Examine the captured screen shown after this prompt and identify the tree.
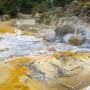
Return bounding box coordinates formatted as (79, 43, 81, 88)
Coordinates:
(52, 0, 73, 7)
(0, 0, 76, 17)
(0, 0, 19, 17)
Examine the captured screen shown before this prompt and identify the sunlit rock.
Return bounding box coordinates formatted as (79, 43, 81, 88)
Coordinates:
(43, 31, 56, 42)
(35, 13, 41, 23)
(0, 24, 15, 33)
(54, 25, 75, 42)
(55, 25, 75, 36)
(0, 52, 90, 90)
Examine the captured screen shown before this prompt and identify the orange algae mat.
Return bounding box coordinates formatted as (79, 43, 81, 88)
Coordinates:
(0, 57, 44, 90)
(0, 52, 90, 90)
(0, 21, 15, 33)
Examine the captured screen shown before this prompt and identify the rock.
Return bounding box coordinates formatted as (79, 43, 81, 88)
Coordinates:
(55, 25, 75, 36)
(68, 36, 84, 46)
(17, 13, 32, 19)
(54, 25, 75, 42)
(1, 14, 10, 21)
(63, 33, 85, 46)
(63, 33, 75, 43)
(83, 16, 90, 22)
(34, 13, 41, 23)
(43, 31, 56, 42)
(47, 47, 56, 52)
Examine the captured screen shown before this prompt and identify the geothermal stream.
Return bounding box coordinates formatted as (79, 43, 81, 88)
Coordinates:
(0, 18, 90, 90)
(0, 19, 90, 60)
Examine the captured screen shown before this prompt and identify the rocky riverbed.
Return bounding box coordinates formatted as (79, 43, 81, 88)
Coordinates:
(0, 18, 90, 90)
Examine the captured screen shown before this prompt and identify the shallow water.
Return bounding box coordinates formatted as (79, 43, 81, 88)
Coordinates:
(0, 33, 90, 60)
(0, 19, 90, 60)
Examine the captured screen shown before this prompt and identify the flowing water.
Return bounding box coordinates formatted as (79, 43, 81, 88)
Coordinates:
(0, 19, 90, 60)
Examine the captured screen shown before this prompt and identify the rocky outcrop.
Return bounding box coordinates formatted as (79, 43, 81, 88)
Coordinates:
(55, 25, 75, 36)
(0, 52, 90, 90)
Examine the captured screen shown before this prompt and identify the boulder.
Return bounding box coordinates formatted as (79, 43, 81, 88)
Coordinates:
(68, 36, 84, 46)
(43, 31, 56, 42)
(34, 13, 41, 23)
(63, 33, 74, 43)
(54, 25, 75, 42)
(55, 25, 75, 36)
(1, 14, 10, 21)
(63, 33, 85, 46)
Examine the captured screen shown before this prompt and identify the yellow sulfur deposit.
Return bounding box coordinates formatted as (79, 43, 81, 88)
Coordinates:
(0, 23, 15, 33)
(0, 57, 44, 90)
(0, 52, 90, 90)
(22, 31, 34, 36)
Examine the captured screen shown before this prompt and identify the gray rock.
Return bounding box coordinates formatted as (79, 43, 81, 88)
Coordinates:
(54, 25, 75, 42)
(43, 31, 56, 42)
(55, 25, 75, 36)
(34, 13, 41, 23)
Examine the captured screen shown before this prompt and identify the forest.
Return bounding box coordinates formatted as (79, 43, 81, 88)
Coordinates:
(0, 0, 88, 17)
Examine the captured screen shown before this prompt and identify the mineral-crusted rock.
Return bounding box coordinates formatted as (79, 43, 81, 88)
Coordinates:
(63, 33, 85, 46)
(55, 25, 75, 42)
(43, 31, 56, 42)
(0, 52, 90, 90)
(55, 25, 75, 36)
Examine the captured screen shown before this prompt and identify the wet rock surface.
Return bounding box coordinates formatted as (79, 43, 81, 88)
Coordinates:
(0, 52, 90, 90)
(0, 19, 90, 60)
(0, 18, 90, 90)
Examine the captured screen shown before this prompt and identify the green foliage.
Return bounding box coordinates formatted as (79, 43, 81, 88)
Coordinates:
(53, 0, 73, 7)
(0, 0, 19, 17)
(0, 0, 76, 17)
(32, 1, 50, 14)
